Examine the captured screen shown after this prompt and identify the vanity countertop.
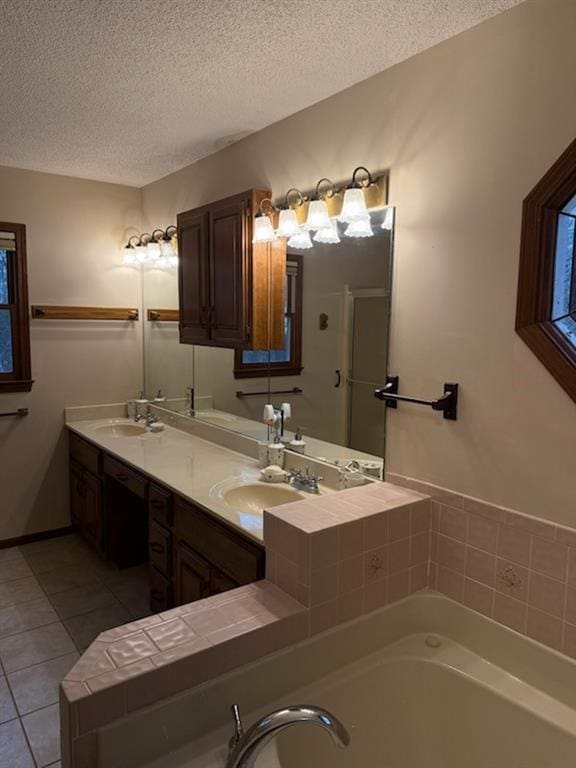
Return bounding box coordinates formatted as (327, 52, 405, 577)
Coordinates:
(66, 417, 268, 542)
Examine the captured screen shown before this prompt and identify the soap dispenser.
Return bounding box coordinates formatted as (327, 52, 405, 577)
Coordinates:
(289, 427, 306, 455)
(135, 391, 149, 420)
(268, 436, 285, 467)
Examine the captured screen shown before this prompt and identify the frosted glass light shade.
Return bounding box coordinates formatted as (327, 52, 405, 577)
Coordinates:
(253, 215, 276, 243)
(160, 238, 177, 258)
(146, 240, 161, 260)
(381, 206, 394, 231)
(344, 217, 373, 238)
(287, 228, 313, 250)
(313, 219, 340, 244)
(133, 242, 147, 263)
(339, 187, 368, 223)
(305, 199, 331, 230)
(122, 247, 140, 265)
(277, 208, 300, 238)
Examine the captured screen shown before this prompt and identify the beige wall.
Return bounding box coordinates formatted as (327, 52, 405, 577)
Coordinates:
(0, 166, 141, 539)
(142, 0, 576, 526)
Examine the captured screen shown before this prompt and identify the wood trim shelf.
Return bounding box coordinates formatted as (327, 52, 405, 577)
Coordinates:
(147, 308, 179, 322)
(31, 305, 139, 321)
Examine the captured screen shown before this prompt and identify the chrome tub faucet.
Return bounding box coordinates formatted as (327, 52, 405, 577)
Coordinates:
(226, 703, 350, 768)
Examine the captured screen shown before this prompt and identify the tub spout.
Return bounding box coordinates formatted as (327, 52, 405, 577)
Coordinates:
(226, 703, 350, 768)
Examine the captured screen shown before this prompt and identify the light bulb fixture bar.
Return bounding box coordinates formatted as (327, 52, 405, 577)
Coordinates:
(252, 168, 390, 249)
(122, 225, 178, 268)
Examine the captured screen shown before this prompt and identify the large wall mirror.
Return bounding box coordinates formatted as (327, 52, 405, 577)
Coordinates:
(142, 208, 394, 478)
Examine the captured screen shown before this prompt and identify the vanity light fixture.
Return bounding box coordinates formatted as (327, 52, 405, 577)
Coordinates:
(122, 227, 178, 268)
(313, 219, 340, 245)
(339, 166, 374, 223)
(252, 199, 277, 244)
(304, 178, 335, 231)
(276, 189, 306, 238)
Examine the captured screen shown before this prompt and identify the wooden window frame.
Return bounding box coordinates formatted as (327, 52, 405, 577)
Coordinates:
(516, 138, 576, 404)
(0, 222, 33, 392)
(234, 253, 303, 379)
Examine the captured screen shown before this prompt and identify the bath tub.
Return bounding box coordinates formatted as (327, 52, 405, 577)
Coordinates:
(97, 594, 576, 768)
(275, 633, 576, 768)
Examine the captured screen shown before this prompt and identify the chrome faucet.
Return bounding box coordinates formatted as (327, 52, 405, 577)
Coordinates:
(226, 704, 350, 768)
(145, 413, 158, 426)
(284, 466, 324, 494)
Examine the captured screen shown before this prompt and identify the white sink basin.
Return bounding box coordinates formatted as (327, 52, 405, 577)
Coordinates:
(223, 483, 304, 514)
(93, 422, 147, 438)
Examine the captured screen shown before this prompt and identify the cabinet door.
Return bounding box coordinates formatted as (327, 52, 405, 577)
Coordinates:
(70, 462, 103, 553)
(149, 519, 171, 578)
(178, 210, 210, 344)
(82, 471, 103, 553)
(150, 566, 172, 614)
(70, 461, 84, 530)
(208, 195, 250, 347)
(210, 565, 238, 597)
(174, 540, 211, 606)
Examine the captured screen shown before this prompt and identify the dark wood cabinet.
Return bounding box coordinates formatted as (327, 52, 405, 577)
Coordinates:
(174, 541, 213, 605)
(69, 432, 265, 615)
(178, 210, 210, 345)
(69, 444, 103, 555)
(177, 189, 286, 350)
(150, 565, 172, 614)
(173, 496, 265, 599)
(149, 519, 171, 578)
(174, 540, 241, 606)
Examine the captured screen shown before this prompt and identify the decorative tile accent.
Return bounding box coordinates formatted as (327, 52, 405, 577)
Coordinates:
(496, 560, 528, 601)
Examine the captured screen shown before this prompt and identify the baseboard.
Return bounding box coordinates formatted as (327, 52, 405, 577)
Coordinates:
(0, 525, 74, 550)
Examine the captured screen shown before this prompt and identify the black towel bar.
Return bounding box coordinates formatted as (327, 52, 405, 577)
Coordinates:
(375, 376, 458, 421)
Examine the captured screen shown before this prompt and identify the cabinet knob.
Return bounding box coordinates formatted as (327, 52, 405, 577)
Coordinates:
(116, 473, 128, 482)
(150, 542, 164, 554)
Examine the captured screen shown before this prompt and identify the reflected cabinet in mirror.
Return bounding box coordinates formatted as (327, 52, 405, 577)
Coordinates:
(143, 205, 394, 477)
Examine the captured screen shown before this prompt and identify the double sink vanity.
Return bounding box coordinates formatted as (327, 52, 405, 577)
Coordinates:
(67, 183, 393, 618)
(67, 409, 341, 615)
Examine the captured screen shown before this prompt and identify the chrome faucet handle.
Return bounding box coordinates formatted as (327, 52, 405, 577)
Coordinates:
(229, 704, 244, 752)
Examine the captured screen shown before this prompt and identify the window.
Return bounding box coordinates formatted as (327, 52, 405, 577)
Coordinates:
(551, 193, 576, 345)
(0, 222, 32, 392)
(234, 253, 303, 378)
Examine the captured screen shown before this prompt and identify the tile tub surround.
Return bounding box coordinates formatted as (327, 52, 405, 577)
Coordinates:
(263, 482, 432, 628)
(59, 482, 428, 767)
(387, 471, 576, 658)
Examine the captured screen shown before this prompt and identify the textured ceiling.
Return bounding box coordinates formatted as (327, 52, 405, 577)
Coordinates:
(0, 0, 523, 187)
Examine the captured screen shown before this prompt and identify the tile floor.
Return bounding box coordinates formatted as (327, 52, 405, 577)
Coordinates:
(0, 534, 151, 768)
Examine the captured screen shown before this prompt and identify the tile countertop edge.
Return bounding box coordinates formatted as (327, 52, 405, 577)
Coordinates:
(66, 419, 267, 544)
